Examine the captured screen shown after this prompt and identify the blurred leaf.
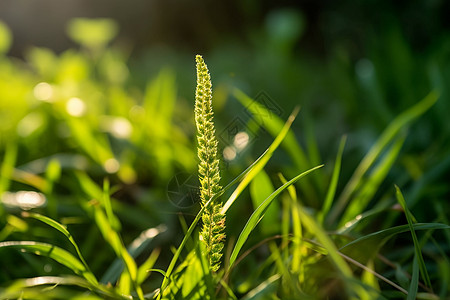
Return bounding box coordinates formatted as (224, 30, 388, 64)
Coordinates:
(329, 90, 439, 224)
(0, 21, 12, 54)
(242, 274, 280, 300)
(340, 134, 405, 226)
(67, 18, 118, 49)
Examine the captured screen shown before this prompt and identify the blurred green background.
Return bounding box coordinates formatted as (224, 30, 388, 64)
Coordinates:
(1, 0, 450, 296)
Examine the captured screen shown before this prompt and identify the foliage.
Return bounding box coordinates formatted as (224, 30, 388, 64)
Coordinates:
(1, 15, 450, 300)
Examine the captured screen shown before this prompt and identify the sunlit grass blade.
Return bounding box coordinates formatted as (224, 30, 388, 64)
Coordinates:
(241, 274, 281, 300)
(101, 225, 166, 284)
(228, 164, 323, 271)
(278, 173, 302, 273)
(92, 204, 144, 299)
(395, 185, 432, 289)
(233, 88, 317, 201)
(0, 275, 128, 300)
(137, 248, 161, 285)
(21, 212, 94, 282)
(0, 142, 17, 203)
(221, 106, 300, 214)
(319, 135, 346, 225)
(0, 241, 97, 285)
(340, 134, 405, 226)
(249, 169, 278, 235)
(328, 90, 439, 224)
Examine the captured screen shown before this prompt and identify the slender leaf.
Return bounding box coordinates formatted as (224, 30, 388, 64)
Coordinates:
(228, 164, 323, 270)
(0, 241, 97, 285)
(21, 212, 94, 283)
(329, 90, 439, 224)
(340, 134, 405, 226)
(408, 254, 419, 300)
(221, 106, 300, 214)
(395, 185, 432, 288)
(319, 135, 346, 224)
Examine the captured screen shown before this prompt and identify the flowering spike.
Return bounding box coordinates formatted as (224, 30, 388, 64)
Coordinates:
(195, 55, 225, 272)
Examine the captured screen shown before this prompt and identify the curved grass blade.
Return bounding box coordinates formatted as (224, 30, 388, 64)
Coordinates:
(328, 90, 439, 224)
(221, 106, 300, 214)
(340, 134, 405, 226)
(102, 225, 166, 284)
(233, 89, 318, 201)
(395, 185, 432, 289)
(0, 241, 98, 285)
(228, 164, 323, 271)
(21, 212, 94, 282)
(0, 275, 128, 300)
(340, 223, 450, 264)
(319, 135, 346, 225)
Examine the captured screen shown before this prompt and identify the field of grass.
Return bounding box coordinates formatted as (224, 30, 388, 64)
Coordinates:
(1, 16, 450, 299)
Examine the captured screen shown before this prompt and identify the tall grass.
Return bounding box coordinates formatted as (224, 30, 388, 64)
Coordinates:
(0, 19, 450, 299)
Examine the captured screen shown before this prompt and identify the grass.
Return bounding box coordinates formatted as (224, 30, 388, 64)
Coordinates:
(1, 18, 450, 299)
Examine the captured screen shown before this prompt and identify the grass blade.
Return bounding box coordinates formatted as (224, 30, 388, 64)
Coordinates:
(221, 106, 300, 214)
(319, 135, 346, 224)
(0, 241, 97, 285)
(395, 185, 432, 289)
(328, 90, 439, 224)
(340, 134, 405, 226)
(228, 164, 323, 271)
(233, 89, 317, 201)
(21, 212, 94, 283)
(249, 169, 278, 235)
(0, 275, 128, 300)
(408, 254, 419, 300)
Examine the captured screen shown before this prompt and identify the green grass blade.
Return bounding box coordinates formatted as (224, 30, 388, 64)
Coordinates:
(136, 248, 161, 285)
(329, 90, 439, 224)
(295, 207, 353, 278)
(278, 173, 302, 273)
(395, 185, 432, 289)
(21, 212, 94, 282)
(407, 254, 419, 300)
(0, 241, 97, 285)
(101, 225, 166, 284)
(0, 275, 128, 300)
(340, 134, 405, 226)
(340, 223, 450, 266)
(221, 106, 300, 214)
(0, 142, 17, 198)
(233, 89, 317, 201)
(249, 169, 278, 235)
(319, 135, 346, 225)
(92, 204, 144, 299)
(158, 193, 217, 298)
(228, 164, 323, 271)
